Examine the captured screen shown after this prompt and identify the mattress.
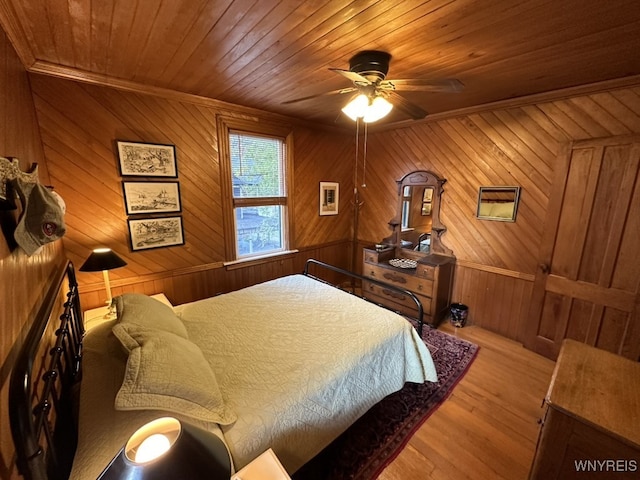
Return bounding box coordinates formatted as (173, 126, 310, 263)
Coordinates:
(70, 274, 436, 478)
(174, 274, 436, 472)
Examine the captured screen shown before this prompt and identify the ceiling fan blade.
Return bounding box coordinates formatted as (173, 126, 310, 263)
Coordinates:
(387, 91, 428, 120)
(380, 78, 464, 92)
(282, 86, 357, 104)
(328, 68, 372, 85)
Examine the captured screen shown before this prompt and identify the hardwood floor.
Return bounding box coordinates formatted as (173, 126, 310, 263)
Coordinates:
(379, 323, 556, 480)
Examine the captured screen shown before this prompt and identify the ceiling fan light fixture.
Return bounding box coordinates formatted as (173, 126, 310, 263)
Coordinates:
(341, 94, 369, 120)
(363, 96, 392, 123)
(342, 94, 392, 123)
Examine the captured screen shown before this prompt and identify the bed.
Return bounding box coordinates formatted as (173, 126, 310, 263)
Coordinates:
(10, 259, 437, 480)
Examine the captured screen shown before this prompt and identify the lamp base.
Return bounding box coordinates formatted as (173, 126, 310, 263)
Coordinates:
(103, 299, 116, 319)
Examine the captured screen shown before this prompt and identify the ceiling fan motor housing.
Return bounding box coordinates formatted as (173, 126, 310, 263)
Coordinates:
(349, 51, 391, 83)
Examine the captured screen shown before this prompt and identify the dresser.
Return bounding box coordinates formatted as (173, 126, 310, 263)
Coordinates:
(529, 339, 640, 479)
(362, 246, 455, 327)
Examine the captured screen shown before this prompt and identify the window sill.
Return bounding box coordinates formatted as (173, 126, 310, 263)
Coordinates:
(223, 249, 299, 270)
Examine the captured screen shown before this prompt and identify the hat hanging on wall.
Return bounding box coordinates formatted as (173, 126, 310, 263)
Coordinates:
(0, 157, 39, 208)
(11, 177, 66, 256)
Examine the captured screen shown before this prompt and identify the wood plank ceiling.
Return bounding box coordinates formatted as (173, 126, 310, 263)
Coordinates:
(1, 0, 640, 127)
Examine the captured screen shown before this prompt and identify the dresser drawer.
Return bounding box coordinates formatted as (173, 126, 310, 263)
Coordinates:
(363, 281, 432, 316)
(416, 263, 435, 280)
(363, 264, 434, 296)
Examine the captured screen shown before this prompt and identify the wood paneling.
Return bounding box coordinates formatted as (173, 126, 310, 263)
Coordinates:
(28, 74, 355, 308)
(1, 0, 640, 126)
(0, 29, 62, 480)
(80, 241, 352, 310)
(360, 85, 640, 342)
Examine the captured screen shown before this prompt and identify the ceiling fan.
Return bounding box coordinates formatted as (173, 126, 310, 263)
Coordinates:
(283, 50, 464, 121)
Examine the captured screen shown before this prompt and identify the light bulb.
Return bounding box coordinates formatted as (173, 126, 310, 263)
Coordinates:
(134, 433, 171, 463)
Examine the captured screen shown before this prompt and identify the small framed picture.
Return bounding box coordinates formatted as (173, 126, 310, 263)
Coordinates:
(117, 141, 178, 177)
(421, 203, 432, 216)
(123, 181, 181, 215)
(128, 216, 185, 251)
(319, 182, 339, 216)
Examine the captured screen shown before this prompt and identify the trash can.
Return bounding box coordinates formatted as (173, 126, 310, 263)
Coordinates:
(449, 303, 468, 328)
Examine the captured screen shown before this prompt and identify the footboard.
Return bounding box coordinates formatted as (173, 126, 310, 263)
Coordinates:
(9, 261, 84, 480)
(303, 258, 425, 336)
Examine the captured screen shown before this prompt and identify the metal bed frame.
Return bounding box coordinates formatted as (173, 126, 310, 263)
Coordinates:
(303, 258, 425, 336)
(9, 261, 84, 480)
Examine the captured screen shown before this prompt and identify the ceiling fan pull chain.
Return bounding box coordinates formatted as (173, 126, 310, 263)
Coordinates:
(354, 118, 360, 192)
(362, 122, 367, 188)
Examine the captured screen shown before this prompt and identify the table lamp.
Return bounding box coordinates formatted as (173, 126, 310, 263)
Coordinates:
(98, 417, 231, 479)
(79, 247, 127, 317)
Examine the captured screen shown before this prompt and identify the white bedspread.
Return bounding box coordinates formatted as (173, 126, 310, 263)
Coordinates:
(69, 274, 436, 478)
(174, 274, 437, 473)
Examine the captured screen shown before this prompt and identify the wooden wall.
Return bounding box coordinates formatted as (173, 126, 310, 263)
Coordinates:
(0, 30, 65, 480)
(28, 75, 355, 309)
(359, 86, 640, 342)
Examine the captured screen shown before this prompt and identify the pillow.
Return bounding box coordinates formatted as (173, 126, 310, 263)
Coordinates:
(112, 324, 237, 425)
(114, 293, 189, 339)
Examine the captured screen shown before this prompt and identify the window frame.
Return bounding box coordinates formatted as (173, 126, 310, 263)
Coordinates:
(217, 115, 295, 261)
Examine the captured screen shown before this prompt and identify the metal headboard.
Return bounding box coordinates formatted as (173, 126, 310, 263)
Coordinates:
(9, 261, 84, 480)
(303, 258, 425, 336)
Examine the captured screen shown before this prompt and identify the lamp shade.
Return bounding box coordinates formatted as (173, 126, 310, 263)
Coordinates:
(79, 248, 127, 272)
(341, 94, 393, 123)
(363, 96, 393, 123)
(341, 94, 369, 121)
(98, 417, 232, 479)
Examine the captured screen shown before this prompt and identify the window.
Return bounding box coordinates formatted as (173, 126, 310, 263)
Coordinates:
(218, 117, 293, 260)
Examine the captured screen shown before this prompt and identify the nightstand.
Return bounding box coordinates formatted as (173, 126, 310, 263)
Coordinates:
(231, 449, 291, 480)
(83, 293, 172, 332)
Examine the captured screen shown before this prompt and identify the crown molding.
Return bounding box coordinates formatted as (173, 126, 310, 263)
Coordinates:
(27, 60, 347, 134)
(374, 74, 640, 132)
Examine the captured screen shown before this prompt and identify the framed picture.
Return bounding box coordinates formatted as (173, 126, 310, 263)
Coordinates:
(421, 203, 432, 216)
(123, 181, 181, 215)
(117, 141, 178, 177)
(319, 182, 339, 216)
(128, 216, 185, 251)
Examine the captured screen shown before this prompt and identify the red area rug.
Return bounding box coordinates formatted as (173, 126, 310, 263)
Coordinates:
(294, 325, 479, 479)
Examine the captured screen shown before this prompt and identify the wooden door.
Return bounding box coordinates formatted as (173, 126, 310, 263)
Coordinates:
(525, 135, 640, 360)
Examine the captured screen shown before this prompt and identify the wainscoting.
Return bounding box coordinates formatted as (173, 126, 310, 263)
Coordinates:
(452, 261, 534, 343)
(79, 241, 352, 310)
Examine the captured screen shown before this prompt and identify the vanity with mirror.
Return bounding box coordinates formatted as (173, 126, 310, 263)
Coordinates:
(362, 170, 455, 327)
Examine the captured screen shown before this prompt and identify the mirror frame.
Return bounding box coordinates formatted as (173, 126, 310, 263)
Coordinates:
(476, 186, 521, 222)
(384, 170, 453, 257)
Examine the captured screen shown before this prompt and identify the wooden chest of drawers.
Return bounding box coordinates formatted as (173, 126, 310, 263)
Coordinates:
(529, 340, 640, 479)
(362, 247, 455, 327)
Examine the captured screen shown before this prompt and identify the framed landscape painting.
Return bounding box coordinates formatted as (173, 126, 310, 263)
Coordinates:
(128, 216, 185, 251)
(123, 181, 181, 215)
(117, 141, 178, 177)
